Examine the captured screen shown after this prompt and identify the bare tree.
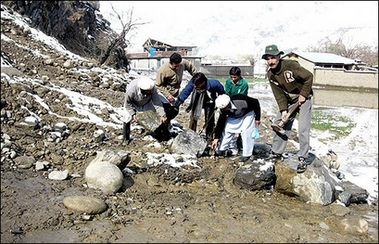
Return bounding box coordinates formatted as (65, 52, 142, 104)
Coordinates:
(100, 4, 149, 68)
(305, 33, 378, 66)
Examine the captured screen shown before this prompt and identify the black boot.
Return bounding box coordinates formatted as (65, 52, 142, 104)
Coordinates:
(123, 122, 130, 142)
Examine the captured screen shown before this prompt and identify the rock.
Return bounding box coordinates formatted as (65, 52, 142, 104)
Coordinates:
(252, 143, 272, 158)
(336, 190, 352, 206)
(48, 169, 69, 180)
(35, 160, 50, 171)
(325, 215, 369, 235)
(274, 156, 339, 205)
(63, 195, 107, 214)
(268, 153, 369, 206)
(85, 161, 124, 194)
(136, 110, 161, 132)
(342, 181, 369, 203)
(91, 150, 130, 169)
(14, 155, 36, 169)
(329, 203, 351, 217)
(53, 122, 68, 133)
(230, 148, 371, 206)
(15, 116, 40, 130)
(93, 129, 107, 142)
(233, 161, 276, 190)
(340, 216, 369, 234)
(170, 129, 207, 157)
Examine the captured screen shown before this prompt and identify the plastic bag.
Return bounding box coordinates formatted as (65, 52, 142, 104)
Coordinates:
(252, 127, 260, 139)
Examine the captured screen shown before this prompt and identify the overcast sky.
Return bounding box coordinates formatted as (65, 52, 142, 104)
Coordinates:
(100, 1, 378, 58)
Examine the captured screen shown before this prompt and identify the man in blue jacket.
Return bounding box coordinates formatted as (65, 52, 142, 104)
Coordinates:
(174, 72, 225, 145)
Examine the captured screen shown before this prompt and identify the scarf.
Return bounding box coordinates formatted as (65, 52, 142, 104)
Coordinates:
(189, 82, 208, 121)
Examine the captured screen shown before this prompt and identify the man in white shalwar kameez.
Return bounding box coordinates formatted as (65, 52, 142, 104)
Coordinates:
(211, 94, 261, 162)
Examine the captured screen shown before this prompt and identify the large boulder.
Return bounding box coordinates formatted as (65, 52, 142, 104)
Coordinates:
(234, 152, 369, 206)
(233, 161, 276, 190)
(85, 161, 124, 194)
(275, 156, 338, 205)
(170, 129, 207, 157)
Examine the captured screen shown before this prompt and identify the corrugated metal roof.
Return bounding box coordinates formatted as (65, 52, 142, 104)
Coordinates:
(285, 51, 356, 64)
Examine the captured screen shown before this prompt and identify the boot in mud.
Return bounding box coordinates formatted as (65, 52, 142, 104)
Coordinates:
(123, 122, 130, 142)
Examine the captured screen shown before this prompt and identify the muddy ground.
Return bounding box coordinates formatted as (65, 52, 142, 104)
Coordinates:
(1, 107, 378, 243)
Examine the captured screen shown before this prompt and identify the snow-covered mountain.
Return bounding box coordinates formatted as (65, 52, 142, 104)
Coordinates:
(99, 1, 378, 59)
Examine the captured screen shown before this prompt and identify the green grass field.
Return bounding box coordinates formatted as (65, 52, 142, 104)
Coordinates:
(311, 110, 356, 139)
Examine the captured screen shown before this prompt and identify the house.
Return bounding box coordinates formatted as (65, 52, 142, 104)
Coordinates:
(283, 51, 378, 90)
(141, 37, 197, 57)
(126, 38, 202, 71)
(284, 51, 356, 71)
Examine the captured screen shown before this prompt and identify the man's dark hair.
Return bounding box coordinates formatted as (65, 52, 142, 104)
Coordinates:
(229, 66, 241, 76)
(192, 72, 207, 86)
(170, 53, 182, 64)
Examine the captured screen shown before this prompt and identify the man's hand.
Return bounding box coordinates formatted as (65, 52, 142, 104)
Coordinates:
(298, 95, 306, 105)
(160, 115, 167, 123)
(167, 94, 175, 102)
(211, 139, 219, 150)
(132, 114, 137, 123)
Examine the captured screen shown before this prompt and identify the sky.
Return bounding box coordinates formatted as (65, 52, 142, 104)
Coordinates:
(1, 2, 378, 201)
(99, 1, 378, 58)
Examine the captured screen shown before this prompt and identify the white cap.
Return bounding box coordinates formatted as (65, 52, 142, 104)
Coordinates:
(215, 94, 231, 109)
(137, 77, 155, 90)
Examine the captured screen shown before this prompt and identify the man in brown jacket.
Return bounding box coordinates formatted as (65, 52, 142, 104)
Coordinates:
(262, 44, 314, 173)
(155, 52, 198, 124)
(155, 52, 198, 104)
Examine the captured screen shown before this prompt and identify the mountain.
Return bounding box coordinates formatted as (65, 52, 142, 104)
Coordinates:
(99, 1, 378, 59)
(1, 1, 131, 71)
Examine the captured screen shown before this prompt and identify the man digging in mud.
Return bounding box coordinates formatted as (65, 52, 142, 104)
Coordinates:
(262, 44, 314, 173)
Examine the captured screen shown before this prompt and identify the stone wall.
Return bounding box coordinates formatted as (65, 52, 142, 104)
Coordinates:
(314, 68, 378, 89)
(200, 65, 254, 77)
